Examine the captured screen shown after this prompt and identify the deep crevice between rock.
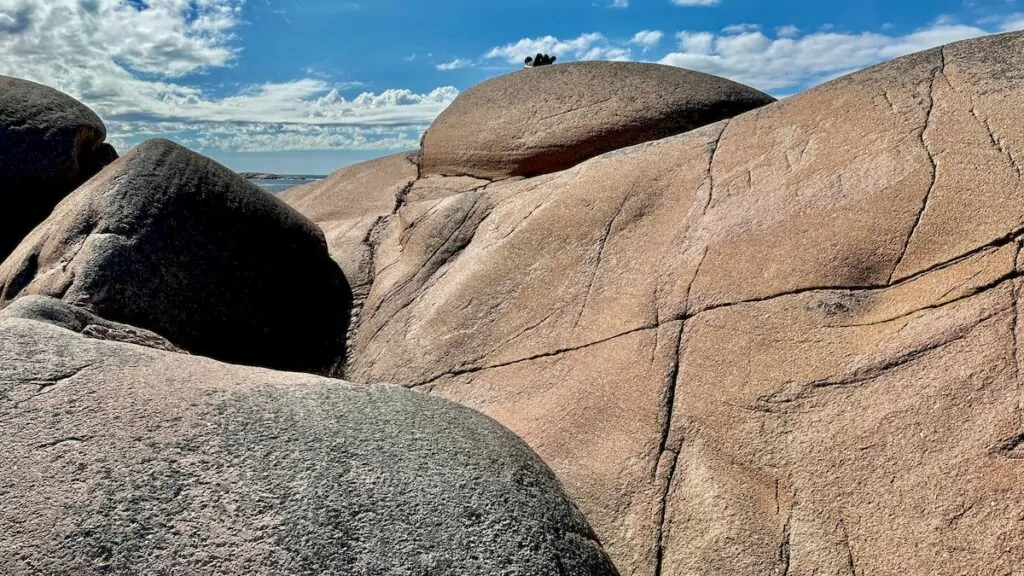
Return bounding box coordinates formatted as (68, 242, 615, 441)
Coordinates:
(651, 319, 686, 576)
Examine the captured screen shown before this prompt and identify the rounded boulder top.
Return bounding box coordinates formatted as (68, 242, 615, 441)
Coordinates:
(0, 317, 620, 576)
(0, 75, 106, 183)
(0, 138, 352, 375)
(0, 75, 116, 260)
(420, 60, 775, 180)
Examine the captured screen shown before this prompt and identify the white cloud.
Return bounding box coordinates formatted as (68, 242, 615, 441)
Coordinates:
(722, 23, 760, 34)
(107, 120, 423, 153)
(609, 0, 629, 7)
(631, 30, 665, 50)
(6, 0, 1021, 157)
(485, 33, 632, 63)
(0, 0, 457, 153)
(1000, 13, 1024, 31)
(484, 15, 1021, 97)
(776, 25, 800, 38)
(436, 58, 473, 71)
(660, 19, 1006, 92)
(676, 31, 715, 54)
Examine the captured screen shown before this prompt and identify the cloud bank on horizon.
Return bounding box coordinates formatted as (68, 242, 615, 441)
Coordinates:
(0, 0, 1020, 172)
(483, 16, 1024, 92)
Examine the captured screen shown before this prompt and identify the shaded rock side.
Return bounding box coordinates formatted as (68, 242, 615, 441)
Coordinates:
(346, 32, 1024, 575)
(0, 138, 351, 375)
(420, 61, 775, 180)
(279, 151, 419, 291)
(280, 152, 493, 351)
(0, 316, 619, 576)
(0, 295, 181, 352)
(0, 75, 118, 261)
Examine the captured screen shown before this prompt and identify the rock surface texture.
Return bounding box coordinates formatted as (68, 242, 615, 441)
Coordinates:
(0, 76, 117, 261)
(279, 152, 496, 342)
(279, 152, 417, 331)
(0, 295, 182, 352)
(0, 317, 619, 576)
(420, 61, 775, 180)
(0, 139, 351, 375)
(335, 33, 1024, 575)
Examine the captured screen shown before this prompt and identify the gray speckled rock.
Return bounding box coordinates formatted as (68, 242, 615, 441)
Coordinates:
(420, 61, 775, 180)
(0, 75, 117, 261)
(0, 317, 619, 576)
(0, 295, 181, 352)
(0, 138, 351, 375)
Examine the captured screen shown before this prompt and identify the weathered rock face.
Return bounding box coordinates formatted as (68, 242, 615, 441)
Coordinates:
(0, 139, 351, 375)
(0, 76, 117, 261)
(420, 61, 775, 181)
(280, 152, 418, 293)
(0, 317, 619, 576)
(345, 32, 1024, 575)
(279, 152, 496, 342)
(0, 295, 181, 353)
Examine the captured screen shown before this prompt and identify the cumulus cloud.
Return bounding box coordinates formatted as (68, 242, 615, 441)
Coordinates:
(670, 0, 721, 6)
(0, 0, 457, 153)
(776, 25, 800, 38)
(631, 30, 665, 50)
(484, 15, 1022, 96)
(676, 31, 715, 54)
(485, 33, 632, 63)
(659, 19, 1005, 91)
(722, 23, 760, 34)
(106, 120, 423, 153)
(1, 0, 243, 77)
(608, 0, 629, 7)
(436, 58, 473, 71)
(1000, 13, 1024, 31)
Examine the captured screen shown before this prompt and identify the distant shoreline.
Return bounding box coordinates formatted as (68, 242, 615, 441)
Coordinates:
(239, 172, 325, 181)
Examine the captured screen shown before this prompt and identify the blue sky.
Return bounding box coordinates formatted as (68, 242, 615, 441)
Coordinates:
(0, 0, 1021, 174)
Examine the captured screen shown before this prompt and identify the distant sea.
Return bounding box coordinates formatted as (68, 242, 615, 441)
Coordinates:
(245, 175, 325, 194)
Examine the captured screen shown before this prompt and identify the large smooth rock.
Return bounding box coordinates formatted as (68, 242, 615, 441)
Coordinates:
(420, 61, 775, 180)
(0, 76, 117, 261)
(347, 32, 1024, 575)
(280, 152, 493, 344)
(0, 139, 351, 375)
(0, 316, 619, 575)
(280, 152, 418, 292)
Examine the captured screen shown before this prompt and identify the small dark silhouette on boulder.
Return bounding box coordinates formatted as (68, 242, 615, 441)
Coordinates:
(525, 53, 556, 68)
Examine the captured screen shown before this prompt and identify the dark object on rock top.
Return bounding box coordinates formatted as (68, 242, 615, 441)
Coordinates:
(526, 53, 556, 68)
(0, 138, 352, 375)
(0, 75, 118, 262)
